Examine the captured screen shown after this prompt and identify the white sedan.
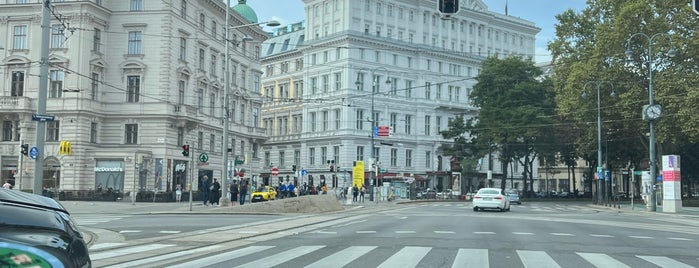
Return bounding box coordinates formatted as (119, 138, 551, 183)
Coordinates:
(472, 188, 511, 212)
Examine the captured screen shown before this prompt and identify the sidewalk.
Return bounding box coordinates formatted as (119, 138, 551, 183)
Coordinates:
(589, 201, 699, 218)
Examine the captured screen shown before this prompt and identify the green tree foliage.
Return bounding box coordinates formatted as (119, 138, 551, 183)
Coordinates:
(549, 0, 699, 185)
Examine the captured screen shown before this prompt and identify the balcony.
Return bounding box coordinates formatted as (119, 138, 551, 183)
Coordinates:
(0, 96, 33, 112)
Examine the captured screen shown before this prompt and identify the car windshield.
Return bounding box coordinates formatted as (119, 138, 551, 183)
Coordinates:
(478, 189, 500, 195)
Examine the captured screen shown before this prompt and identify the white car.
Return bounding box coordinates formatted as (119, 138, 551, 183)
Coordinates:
(472, 188, 511, 212)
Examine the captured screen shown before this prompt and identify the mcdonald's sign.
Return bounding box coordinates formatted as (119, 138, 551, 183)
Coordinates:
(59, 141, 72, 155)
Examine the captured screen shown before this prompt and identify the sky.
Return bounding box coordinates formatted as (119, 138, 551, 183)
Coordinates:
(244, 0, 588, 63)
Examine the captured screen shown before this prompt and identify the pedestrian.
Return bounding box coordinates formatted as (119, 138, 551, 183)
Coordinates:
(201, 175, 211, 206)
(352, 184, 359, 202)
(210, 178, 221, 206)
(279, 182, 287, 199)
(360, 185, 366, 202)
(229, 180, 239, 204)
(239, 178, 249, 205)
(175, 184, 182, 203)
(2, 180, 12, 189)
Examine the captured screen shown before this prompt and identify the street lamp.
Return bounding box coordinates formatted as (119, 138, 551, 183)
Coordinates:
(625, 32, 676, 212)
(222, 0, 280, 204)
(354, 67, 391, 202)
(583, 81, 615, 206)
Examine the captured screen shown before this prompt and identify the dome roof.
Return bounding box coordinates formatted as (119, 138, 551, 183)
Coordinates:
(233, 0, 258, 23)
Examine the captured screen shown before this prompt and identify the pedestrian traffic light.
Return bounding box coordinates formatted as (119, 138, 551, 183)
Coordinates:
(330, 165, 334, 172)
(439, 0, 459, 14)
(20, 144, 29, 156)
(182, 144, 189, 156)
(292, 164, 297, 172)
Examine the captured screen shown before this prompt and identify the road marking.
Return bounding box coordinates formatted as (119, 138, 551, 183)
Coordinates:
(235, 245, 325, 268)
(378, 246, 431, 268)
(590, 234, 614, 238)
(629, 236, 653, 239)
(395, 231, 416, 234)
(89, 243, 127, 250)
(474, 231, 496, 235)
(577, 252, 630, 268)
(306, 246, 376, 268)
(313, 231, 337, 234)
(356, 231, 377, 234)
(239, 230, 259, 234)
(118, 230, 141, 233)
(435, 231, 456, 234)
(168, 246, 274, 268)
(513, 232, 535, 235)
(90, 244, 174, 260)
(517, 250, 561, 268)
(453, 249, 489, 268)
(550, 233, 574, 236)
(158, 231, 181, 234)
(637, 255, 694, 268)
(102, 245, 223, 268)
(667, 237, 692, 241)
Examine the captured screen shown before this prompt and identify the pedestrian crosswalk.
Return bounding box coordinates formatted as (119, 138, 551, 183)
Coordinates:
(73, 215, 129, 226)
(93, 243, 699, 268)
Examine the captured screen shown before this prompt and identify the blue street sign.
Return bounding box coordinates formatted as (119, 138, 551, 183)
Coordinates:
(373, 126, 378, 137)
(31, 114, 55, 122)
(29, 147, 39, 159)
(301, 169, 307, 176)
(605, 171, 610, 181)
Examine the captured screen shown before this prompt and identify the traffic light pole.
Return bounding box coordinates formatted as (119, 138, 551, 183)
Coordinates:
(33, 0, 51, 195)
(18, 140, 25, 191)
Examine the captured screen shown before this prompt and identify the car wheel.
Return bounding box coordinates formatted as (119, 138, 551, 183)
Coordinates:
(473, 207, 478, 212)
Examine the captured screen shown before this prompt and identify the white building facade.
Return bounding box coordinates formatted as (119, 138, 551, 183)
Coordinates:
(261, 0, 540, 196)
(0, 0, 269, 197)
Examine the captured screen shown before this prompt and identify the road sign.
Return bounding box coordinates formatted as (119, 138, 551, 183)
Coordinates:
(301, 169, 307, 176)
(29, 147, 39, 159)
(31, 114, 55, 122)
(198, 153, 209, 163)
(373, 126, 378, 137)
(271, 166, 279, 176)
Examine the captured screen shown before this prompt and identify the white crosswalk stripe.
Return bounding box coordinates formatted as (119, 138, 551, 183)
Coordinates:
(73, 215, 128, 225)
(92, 244, 698, 268)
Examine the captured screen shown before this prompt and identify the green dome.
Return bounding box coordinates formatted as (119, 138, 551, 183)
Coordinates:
(233, 0, 258, 23)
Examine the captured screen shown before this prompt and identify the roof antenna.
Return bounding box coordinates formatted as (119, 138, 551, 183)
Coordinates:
(505, 0, 509, 16)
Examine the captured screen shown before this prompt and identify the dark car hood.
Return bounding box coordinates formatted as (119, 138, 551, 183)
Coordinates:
(0, 189, 67, 213)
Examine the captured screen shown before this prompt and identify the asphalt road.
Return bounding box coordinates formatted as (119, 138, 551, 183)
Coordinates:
(87, 202, 699, 267)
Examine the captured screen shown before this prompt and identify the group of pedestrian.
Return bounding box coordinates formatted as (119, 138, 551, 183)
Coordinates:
(228, 178, 249, 205)
(351, 184, 367, 203)
(276, 182, 296, 199)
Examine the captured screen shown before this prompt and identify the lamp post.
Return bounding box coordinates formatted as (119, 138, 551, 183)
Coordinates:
(355, 67, 391, 202)
(583, 81, 615, 206)
(222, 0, 279, 204)
(625, 32, 676, 212)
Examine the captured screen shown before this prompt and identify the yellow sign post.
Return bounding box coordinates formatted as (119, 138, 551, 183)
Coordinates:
(352, 161, 365, 187)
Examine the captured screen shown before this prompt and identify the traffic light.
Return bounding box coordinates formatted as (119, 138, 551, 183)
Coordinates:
(182, 144, 190, 156)
(439, 0, 459, 14)
(20, 144, 29, 156)
(330, 165, 334, 172)
(292, 164, 297, 172)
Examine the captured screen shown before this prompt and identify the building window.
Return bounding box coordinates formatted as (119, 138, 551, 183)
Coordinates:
(334, 109, 341, 129)
(198, 48, 205, 70)
(127, 76, 140, 102)
(93, 28, 101, 52)
(49, 70, 64, 98)
(11, 71, 24, 97)
(356, 146, 364, 161)
(210, 54, 217, 76)
(180, 0, 187, 18)
(50, 24, 65, 48)
(91, 73, 99, 101)
(179, 38, 187, 61)
(130, 0, 143, 11)
(128, 31, 142, 54)
(310, 112, 317, 132)
(197, 89, 204, 111)
(425, 115, 431, 136)
(356, 109, 364, 130)
(309, 148, 316, 166)
(279, 151, 285, 167)
(322, 75, 329, 92)
(13, 25, 27, 49)
(47, 121, 60, 142)
(125, 124, 138, 144)
(209, 93, 215, 116)
(391, 149, 397, 166)
(199, 13, 205, 30)
(197, 131, 203, 150)
(2, 121, 12, 141)
(90, 122, 98, 143)
(426, 151, 432, 169)
(210, 134, 215, 152)
(321, 147, 328, 165)
(177, 127, 184, 146)
(404, 115, 412, 134)
(334, 72, 342, 91)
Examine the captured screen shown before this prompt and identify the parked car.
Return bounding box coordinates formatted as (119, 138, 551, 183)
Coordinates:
(0, 188, 92, 268)
(472, 188, 510, 212)
(251, 186, 277, 203)
(507, 191, 522, 205)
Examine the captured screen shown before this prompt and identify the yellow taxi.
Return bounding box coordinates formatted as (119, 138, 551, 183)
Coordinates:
(251, 186, 277, 202)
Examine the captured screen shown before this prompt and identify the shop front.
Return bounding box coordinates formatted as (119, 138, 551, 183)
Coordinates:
(94, 160, 125, 192)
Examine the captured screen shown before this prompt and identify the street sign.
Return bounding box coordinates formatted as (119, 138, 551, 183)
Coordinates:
(29, 147, 39, 159)
(271, 166, 279, 176)
(198, 153, 209, 163)
(301, 169, 307, 176)
(31, 114, 55, 122)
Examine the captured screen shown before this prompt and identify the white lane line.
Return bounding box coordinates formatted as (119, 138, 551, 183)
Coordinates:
(89, 243, 127, 250)
(377, 246, 431, 268)
(517, 250, 561, 268)
(474, 232, 496, 235)
(550, 233, 575, 236)
(118, 230, 141, 233)
(168, 246, 274, 268)
(435, 231, 456, 234)
(102, 245, 223, 268)
(158, 231, 181, 234)
(313, 231, 337, 234)
(629, 236, 653, 239)
(452, 249, 489, 268)
(513, 232, 535, 235)
(238, 230, 259, 234)
(590, 234, 614, 238)
(577, 252, 630, 268)
(667, 237, 693, 241)
(637, 255, 695, 268)
(91, 244, 175, 260)
(395, 231, 416, 234)
(235, 245, 325, 268)
(305, 246, 376, 268)
(356, 231, 377, 234)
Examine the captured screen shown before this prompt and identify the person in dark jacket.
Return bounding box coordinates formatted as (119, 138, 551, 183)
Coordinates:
(201, 175, 211, 206)
(229, 180, 239, 203)
(210, 179, 221, 206)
